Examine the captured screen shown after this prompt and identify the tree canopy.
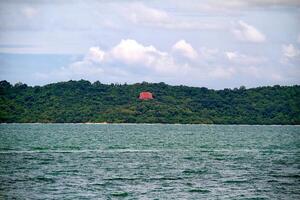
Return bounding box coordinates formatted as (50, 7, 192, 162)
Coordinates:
(0, 80, 299, 124)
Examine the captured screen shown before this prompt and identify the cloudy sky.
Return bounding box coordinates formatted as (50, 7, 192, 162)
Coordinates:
(0, 0, 299, 88)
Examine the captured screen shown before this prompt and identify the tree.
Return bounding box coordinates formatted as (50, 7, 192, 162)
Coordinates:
(0, 80, 299, 124)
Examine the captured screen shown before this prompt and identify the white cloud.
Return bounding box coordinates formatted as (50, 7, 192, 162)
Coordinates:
(161, 21, 223, 30)
(225, 0, 300, 7)
(21, 6, 38, 18)
(126, 3, 170, 25)
(225, 51, 238, 60)
(199, 47, 219, 59)
(34, 39, 297, 88)
(210, 67, 236, 79)
(109, 39, 181, 74)
(123, 3, 224, 30)
(69, 61, 104, 76)
(243, 66, 260, 77)
(111, 39, 163, 65)
(85, 47, 106, 63)
(282, 44, 300, 58)
(225, 51, 267, 64)
(270, 73, 283, 81)
(65, 39, 181, 75)
(232, 20, 266, 43)
(172, 40, 198, 60)
(184, 0, 300, 11)
(63, 39, 267, 82)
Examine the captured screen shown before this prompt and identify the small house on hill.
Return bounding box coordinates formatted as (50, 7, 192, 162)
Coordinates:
(139, 92, 153, 100)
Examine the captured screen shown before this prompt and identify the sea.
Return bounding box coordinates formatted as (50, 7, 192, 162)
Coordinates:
(0, 124, 299, 199)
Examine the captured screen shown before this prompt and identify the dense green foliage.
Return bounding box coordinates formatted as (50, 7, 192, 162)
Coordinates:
(0, 80, 299, 124)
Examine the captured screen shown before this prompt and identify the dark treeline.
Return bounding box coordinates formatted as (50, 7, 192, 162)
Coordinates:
(0, 80, 299, 124)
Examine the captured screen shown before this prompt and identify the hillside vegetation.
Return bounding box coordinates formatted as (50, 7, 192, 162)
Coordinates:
(0, 80, 299, 124)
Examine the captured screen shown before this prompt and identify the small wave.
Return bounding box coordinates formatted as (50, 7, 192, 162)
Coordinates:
(0, 147, 14, 151)
(0, 149, 192, 154)
(270, 174, 300, 179)
(0, 149, 164, 154)
(105, 176, 186, 182)
(106, 145, 129, 150)
(110, 192, 129, 197)
(34, 176, 55, 183)
(240, 197, 269, 200)
(224, 179, 249, 184)
(188, 188, 210, 193)
(104, 177, 139, 181)
(0, 148, 295, 154)
(267, 179, 278, 183)
(182, 169, 207, 175)
(183, 156, 194, 160)
(148, 176, 185, 181)
(31, 147, 51, 151)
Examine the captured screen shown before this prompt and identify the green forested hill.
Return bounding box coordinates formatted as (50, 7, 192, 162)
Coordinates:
(0, 80, 299, 124)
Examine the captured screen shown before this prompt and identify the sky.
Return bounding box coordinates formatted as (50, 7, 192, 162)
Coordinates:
(0, 0, 299, 89)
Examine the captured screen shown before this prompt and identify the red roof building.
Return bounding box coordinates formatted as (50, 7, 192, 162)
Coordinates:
(139, 92, 154, 100)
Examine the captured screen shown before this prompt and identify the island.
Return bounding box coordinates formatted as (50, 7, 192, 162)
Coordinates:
(0, 80, 299, 124)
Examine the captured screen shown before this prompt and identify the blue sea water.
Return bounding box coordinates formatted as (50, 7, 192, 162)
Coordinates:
(0, 124, 299, 199)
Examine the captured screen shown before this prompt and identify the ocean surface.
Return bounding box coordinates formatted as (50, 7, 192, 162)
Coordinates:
(0, 124, 299, 199)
